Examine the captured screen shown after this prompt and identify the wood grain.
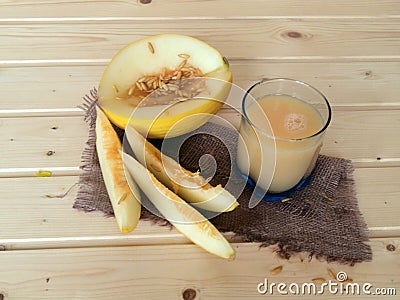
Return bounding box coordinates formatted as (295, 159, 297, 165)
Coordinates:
(0, 240, 398, 299)
(0, 168, 398, 250)
(1, 19, 400, 61)
(0, 116, 87, 169)
(0, 1, 399, 297)
(1, 62, 400, 113)
(1, 0, 399, 18)
(0, 175, 190, 250)
(1, 109, 399, 170)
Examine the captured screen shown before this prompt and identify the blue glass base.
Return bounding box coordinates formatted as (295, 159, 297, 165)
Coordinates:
(239, 170, 313, 202)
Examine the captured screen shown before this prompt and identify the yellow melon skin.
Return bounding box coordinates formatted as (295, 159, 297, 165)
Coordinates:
(102, 89, 226, 138)
(98, 34, 232, 138)
(123, 153, 236, 260)
(125, 126, 239, 212)
(96, 107, 141, 233)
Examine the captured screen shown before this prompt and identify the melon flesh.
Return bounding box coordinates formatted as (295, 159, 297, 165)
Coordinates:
(125, 126, 239, 212)
(123, 152, 235, 260)
(96, 107, 141, 233)
(98, 34, 232, 138)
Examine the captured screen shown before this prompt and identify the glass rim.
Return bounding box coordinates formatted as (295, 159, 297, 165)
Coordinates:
(242, 78, 332, 142)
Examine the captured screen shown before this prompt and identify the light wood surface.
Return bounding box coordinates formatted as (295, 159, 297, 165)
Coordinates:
(2, 19, 400, 61)
(0, 109, 399, 172)
(2, 62, 400, 113)
(0, 167, 399, 251)
(2, 0, 400, 18)
(0, 239, 398, 299)
(0, 0, 399, 299)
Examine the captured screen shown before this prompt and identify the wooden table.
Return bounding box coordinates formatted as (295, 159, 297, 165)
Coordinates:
(1, 1, 399, 299)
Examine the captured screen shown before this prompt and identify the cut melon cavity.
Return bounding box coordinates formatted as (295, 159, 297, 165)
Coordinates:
(98, 34, 232, 138)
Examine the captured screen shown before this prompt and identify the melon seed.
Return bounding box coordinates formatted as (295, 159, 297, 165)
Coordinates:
(140, 82, 148, 91)
(327, 269, 336, 280)
(147, 42, 155, 54)
(312, 278, 327, 284)
(118, 192, 128, 204)
(137, 76, 147, 83)
(177, 59, 187, 70)
(128, 86, 134, 96)
(178, 53, 190, 59)
(270, 265, 283, 275)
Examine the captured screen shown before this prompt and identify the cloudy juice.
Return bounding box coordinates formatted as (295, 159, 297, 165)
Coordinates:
(237, 94, 325, 193)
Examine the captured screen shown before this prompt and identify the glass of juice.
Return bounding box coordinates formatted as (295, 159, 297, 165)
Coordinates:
(237, 78, 331, 197)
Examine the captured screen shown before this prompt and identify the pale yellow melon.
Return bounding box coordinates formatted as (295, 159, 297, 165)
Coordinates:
(123, 153, 235, 260)
(95, 107, 141, 233)
(125, 126, 239, 212)
(98, 34, 232, 138)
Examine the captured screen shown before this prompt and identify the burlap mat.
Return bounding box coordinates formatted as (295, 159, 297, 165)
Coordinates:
(74, 89, 372, 264)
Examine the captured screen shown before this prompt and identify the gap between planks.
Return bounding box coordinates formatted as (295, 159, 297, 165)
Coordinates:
(1, 104, 400, 118)
(3, 56, 400, 68)
(1, 15, 400, 23)
(0, 160, 399, 179)
(0, 106, 400, 176)
(0, 231, 398, 252)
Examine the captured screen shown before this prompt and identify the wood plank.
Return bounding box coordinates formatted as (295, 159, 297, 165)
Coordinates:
(1, 19, 400, 61)
(232, 61, 400, 109)
(0, 176, 190, 250)
(0, 109, 399, 170)
(320, 109, 400, 162)
(0, 116, 87, 169)
(0, 65, 101, 111)
(1, 62, 400, 113)
(0, 168, 398, 250)
(356, 167, 400, 236)
(1, 0, 399, 18)
(0, 239, 398, 299)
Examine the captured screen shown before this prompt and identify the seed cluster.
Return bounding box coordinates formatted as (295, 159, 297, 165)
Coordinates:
(143, 76, 208, 107)
(116, 52, 209, 106)
(132, 55, 204, 96)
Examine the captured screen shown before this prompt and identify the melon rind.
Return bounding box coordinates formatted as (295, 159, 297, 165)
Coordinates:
(98, 34, 232, 138)
(125, 126, 239, 212)
(96, 107, 141, 233)
(123, 152, 235, 260)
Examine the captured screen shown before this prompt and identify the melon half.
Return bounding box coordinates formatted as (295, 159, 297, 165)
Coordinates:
(98, 34, 232, 138)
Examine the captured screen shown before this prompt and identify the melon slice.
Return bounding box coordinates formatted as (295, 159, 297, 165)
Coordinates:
(123, 153, 235, 260)
(95, 107, 141, 233)
(125, 126, 239, 212)
(98, 34, 232, 138)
